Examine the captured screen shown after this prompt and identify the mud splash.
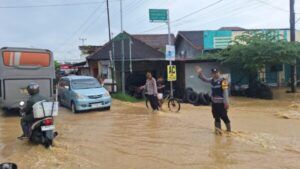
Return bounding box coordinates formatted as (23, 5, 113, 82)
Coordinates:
(0, 88, 300, 169)
(275, 101, 300, 119)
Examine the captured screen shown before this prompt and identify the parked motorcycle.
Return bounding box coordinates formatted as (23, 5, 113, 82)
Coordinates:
(19, 101, 58, 148)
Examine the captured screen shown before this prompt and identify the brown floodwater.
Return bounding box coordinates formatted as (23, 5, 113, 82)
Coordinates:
(0, 88, 300, 169)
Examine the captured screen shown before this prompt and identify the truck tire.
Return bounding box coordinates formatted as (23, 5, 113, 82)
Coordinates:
(187, 91, 199, 105)
(203, 93, 211, 105)
(198, 93, 209, 105)
(183, 88, 194, 103)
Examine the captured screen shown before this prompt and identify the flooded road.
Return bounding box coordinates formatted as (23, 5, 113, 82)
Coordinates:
(0, 89, 300, 169)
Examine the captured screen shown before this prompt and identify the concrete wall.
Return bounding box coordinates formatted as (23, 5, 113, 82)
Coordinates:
(184, 62, 230, 94)
(296, 31, 300, 42)
(176, 38, 201, 59)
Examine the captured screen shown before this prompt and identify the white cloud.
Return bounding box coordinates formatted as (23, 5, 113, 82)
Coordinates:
(0, 0, 298, 60)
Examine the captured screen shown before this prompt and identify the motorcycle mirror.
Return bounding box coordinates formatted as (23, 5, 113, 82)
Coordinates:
(0, 163, 17, 169)
(19, 101, 25, 107)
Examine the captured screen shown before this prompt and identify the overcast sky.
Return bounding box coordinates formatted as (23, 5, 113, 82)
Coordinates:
(0, 0, 299, 61)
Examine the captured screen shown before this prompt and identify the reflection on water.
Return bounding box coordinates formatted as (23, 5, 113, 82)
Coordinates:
(0, 88, 300, 169)
(209, 136, 234, 169)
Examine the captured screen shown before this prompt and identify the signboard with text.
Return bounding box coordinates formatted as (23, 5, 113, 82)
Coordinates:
(165, 45, 175, 61)
(167, 65, 177, 81)
(149, 9, 168, 22)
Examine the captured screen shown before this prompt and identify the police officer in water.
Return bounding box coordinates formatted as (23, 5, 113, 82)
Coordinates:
(195, 66, 231, 134)
(18, 82, 47, 139)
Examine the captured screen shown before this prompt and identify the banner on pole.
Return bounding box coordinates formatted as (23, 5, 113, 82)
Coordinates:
(167, 65, 177, 81)
(165, 45, 175, 61)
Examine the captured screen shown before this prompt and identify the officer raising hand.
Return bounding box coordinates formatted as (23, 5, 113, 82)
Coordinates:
(195, 66, 231, 134)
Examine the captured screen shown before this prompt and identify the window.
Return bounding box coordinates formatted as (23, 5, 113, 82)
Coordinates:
(71, 79, 101, 90)
(101, 65, 109, 79)
(3, 51, 50, 67)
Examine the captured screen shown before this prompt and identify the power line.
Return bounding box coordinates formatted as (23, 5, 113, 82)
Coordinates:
(0, 0, 119, 9)
(132, 0, 231, 33)
(172, 0, 224, 23)
(141, 0, 260, 33)
(123, 0, 140, 11)
(58, 8, 107, 55)
(80, 9, 107, 36)
(55, 4, 105, 52)
(125, 0, 147, 13)
(140, 0, 225, 33)
(256, 0, 299, 14)
(173, 1, 262, 30)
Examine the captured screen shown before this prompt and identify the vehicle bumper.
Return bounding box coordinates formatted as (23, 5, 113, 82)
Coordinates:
(74, 96, 112, 111)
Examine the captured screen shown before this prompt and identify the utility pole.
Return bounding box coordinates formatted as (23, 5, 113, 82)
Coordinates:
(120, 0, 123, 32)
(79, 38, 87, 45)
(129, 38, 133, 73)
(167, 10, 174, 98)
(106, 0, 112, 41)
(106, 0, 115, 93)
(290, 0, 296, 92)
(112, 33, 116, 92)
(120, 0, 125, 94)
(121, 38, 125, 94)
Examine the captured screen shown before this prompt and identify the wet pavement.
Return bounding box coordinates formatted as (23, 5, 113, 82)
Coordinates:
(0, 89, 300, 169)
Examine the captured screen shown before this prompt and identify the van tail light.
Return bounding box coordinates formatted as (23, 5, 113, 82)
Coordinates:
(43, 118, 53, 125)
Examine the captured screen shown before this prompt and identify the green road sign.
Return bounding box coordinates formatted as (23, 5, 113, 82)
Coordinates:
(149, 9, 168, 22)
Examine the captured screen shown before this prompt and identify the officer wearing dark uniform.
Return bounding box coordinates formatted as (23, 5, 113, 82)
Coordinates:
(18, 82, 47, 139)
(195, 66, 231, 134)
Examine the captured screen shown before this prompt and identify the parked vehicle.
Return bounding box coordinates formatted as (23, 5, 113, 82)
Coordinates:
(0, 47, 56, 109)
(19, 100, 58, 148)
(58, 76, 111, 113)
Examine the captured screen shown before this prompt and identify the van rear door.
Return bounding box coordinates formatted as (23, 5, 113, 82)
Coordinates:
(3, 79, 52, 107)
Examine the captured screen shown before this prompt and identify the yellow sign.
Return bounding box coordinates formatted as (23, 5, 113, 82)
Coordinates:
(167, 65, 177, 81)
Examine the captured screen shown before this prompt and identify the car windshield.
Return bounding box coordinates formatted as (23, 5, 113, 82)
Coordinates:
(71, 79, 101, 89)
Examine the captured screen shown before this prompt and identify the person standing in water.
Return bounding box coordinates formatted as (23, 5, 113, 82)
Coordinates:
(195, 66, 231, 134)
(140, 72, 159, 112)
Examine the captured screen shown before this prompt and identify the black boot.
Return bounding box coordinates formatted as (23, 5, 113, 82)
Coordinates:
(18, 125, 29, 140)
(18, 134, 28, 140)
(214, 122, 222, 135)
(225, 123, 231, 132)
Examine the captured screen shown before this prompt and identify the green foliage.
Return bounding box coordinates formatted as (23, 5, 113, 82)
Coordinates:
(198, 52, 223, 61)
(200, 31, 300, 74)
(111, 93, 142, 103)
(159, 47, 166, 53)
(54, 60, 60, 70)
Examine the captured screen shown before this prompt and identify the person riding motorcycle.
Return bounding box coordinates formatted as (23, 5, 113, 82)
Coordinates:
(18, 82, 47, 139)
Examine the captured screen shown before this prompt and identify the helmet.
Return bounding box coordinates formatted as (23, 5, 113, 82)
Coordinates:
(27, 82, 40, 95)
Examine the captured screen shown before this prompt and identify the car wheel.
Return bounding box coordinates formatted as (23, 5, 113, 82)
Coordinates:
(104, 106, 111, 111)
(71, 102, 78, 113)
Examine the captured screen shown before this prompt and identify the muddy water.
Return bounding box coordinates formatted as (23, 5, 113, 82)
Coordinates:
(0, 89, 300, 169)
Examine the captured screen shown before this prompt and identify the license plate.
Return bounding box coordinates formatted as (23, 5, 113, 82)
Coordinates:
(91, 103, 102, 108)
(41, 125, 55, 131)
